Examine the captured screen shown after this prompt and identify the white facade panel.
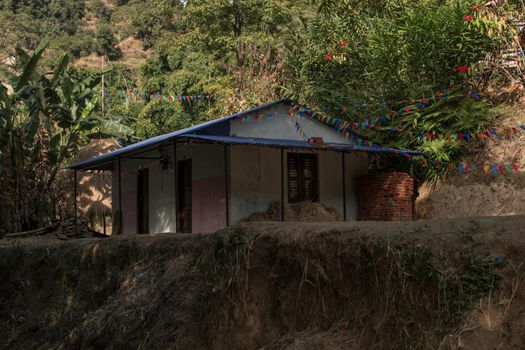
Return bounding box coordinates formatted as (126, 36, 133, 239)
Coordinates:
(112, 148, 176, 235)
(229, 103, 354, 145)
(230, 146, 282, 223)
(230, 145, 368, 223)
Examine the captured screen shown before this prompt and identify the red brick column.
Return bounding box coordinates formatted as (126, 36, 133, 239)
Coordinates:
(357, 171, 414, 221)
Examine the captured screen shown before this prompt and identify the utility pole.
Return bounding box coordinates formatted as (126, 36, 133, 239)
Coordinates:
(101, 55, 105, 119)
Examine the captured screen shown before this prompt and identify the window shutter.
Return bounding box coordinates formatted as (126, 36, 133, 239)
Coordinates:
(302, 156, 317, 201)
(287, 153, 318, 203)
(288, 153, 299, 202)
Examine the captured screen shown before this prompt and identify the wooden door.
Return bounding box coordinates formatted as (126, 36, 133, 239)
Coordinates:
(137, 168, 149, 234)
(178, 159, 192, 233)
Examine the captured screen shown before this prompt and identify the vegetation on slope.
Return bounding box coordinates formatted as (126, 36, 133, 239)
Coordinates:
(1, 0, 525, 234)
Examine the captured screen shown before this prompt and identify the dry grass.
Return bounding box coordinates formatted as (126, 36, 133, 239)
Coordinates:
(73, 36, 150, 69)
(1, 217, 525, 349)
(242, 201, 341, 222)
(56, 138, 119, 234)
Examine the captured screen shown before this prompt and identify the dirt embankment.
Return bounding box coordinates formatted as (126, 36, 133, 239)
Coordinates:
(417, 101, 525, 219)
(1, 217, 525, 349)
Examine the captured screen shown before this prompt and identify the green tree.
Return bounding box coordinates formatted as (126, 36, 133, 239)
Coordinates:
(131, 0, 181, 49)
(134, 100, 204, 139)
(284, 0, 509, 179)
(96, 24, 122, 61)
(0, 39, 108, 234)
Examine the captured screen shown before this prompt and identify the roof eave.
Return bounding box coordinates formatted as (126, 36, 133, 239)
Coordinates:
(68, 98, 292, 170)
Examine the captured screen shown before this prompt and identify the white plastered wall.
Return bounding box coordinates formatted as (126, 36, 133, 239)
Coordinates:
(112, 143, 228, 235)
(111, 143, 370, 233)
(229, 103, 353, 144)
(229, 146, 281, 222)
(229, 145, 369, 223)
(176, 143, 228, 233)
(112, 147, 176, 235)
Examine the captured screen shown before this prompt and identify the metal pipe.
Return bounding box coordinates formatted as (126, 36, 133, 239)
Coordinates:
(173, 142, 178, 233)
(118, 157, 122, 235)
(281, 148, 285, 221)
(224, 145, 230, 226)
(342, 152, 347, 221)
(74, 170, 78, 236)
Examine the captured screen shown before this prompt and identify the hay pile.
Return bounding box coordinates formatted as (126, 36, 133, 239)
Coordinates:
(242, 201, 341, 222)
(57, 138, 120, 235)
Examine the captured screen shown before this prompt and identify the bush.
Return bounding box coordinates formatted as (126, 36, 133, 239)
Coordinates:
(134, 100, 205, 140)
(285, 0, 509, 180)
(96, 24, 122, 61)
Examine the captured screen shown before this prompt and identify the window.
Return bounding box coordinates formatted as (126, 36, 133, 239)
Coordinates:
(287, 153, 318, 203)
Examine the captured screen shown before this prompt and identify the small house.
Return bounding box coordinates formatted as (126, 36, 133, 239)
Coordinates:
(70, 99, 419, 234)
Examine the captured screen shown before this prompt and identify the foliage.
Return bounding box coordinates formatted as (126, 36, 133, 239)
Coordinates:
(403, 244, 501, 324)
(287, 0, 506, 104)
(0, 39, 113, 234)
(96, 24, 122, 61)
(130, 0, 181, 49)
(0, 0, 87, 54)
(284, 0, 511, 180)
(88, 0, 112, 23)
(134, 100, 205, 139)
(137, 0, 308, 119)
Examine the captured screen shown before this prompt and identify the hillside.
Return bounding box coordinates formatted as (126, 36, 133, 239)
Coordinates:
(1, 218, 525, 349)
(417, 99, 525, 219)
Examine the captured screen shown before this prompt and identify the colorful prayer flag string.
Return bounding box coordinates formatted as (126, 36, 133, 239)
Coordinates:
(417, 125, 525, 143)
(107, 89, 217, 102)
(419, 158, 520, 175)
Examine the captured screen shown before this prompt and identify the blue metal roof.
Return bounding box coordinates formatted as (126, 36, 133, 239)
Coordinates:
(180, 134, 421, 155)
(69, 98, 420, 170)
(69, 98, 291, 170)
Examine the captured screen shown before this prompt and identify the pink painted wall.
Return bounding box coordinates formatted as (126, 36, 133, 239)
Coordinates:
(192, 175, 227, 233)
(121, 191, 137, 235)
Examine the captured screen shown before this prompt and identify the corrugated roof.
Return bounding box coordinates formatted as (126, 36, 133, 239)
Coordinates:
(69, 98, 421, 170)
(180, 134, 422, 155)
(69, 98, 290, 170)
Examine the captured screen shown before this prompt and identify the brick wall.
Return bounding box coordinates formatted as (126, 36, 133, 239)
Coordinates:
(357, 171, 414, 221)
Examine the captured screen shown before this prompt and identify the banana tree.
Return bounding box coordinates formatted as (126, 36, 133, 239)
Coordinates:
(0, 39, 122, 233)
(42, 61, 102, 191)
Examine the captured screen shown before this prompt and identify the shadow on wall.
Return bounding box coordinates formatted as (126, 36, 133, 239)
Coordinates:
(57, 138, 120, 234)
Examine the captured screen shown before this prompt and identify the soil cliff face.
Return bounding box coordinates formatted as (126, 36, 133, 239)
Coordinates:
(417, 102, 525, 219)
(1, 218, 524, 349)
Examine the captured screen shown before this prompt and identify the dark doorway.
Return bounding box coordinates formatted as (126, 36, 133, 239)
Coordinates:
(178, 159, 192, 233)
(137, 168, 149, 234)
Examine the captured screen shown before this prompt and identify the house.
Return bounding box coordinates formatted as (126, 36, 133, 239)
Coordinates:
(69, 99, 420, 234)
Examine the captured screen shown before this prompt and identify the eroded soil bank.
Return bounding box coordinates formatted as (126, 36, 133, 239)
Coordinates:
(1, 217, 525, 349)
